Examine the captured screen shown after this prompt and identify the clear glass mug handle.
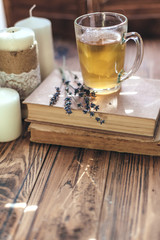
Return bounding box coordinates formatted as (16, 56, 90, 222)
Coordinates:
(118, 32, 144, 82)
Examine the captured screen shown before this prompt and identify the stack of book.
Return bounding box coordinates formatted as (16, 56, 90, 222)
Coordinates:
(24, 69, 160, 156)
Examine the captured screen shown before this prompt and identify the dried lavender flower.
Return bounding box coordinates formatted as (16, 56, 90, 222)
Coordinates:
(49, 67, 105, 125)
(49, 87, 61, 106)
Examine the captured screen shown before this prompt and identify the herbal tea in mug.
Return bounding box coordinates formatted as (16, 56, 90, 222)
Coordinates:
(76, 31, 125, 90)
(74, 12, 144, 94)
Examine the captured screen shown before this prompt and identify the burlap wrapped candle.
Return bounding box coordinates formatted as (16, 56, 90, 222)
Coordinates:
(0, 27, 41, 100)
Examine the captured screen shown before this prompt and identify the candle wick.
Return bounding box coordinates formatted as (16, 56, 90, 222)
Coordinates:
(29, 4, 36, 17)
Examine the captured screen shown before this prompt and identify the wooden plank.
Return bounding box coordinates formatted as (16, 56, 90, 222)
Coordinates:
(12, 146, 110, 239)
(7, 144, 160, 240)
(0, 124, 51, 239)
(3, 0, 87, 38)
(92, 1, 160, 37)
(2, 0, 13, 26)
(98, 153, 160, 240)
(94, 0, 160, 17)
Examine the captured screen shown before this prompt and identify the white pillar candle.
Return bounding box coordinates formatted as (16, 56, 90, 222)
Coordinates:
(0, 88, 22, 142)
(0, 26, 35, 51)
(15, 6, 54, 80)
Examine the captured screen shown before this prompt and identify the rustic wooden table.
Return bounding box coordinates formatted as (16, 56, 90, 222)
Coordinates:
(0, 38, 160, 240)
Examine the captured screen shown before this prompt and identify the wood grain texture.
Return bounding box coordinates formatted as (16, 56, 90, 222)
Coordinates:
(92, 0, 160, 37)
(0, 124, 51, 239)
(98, 154, 160, 240)
(12, 147, 110, 240)
(3, 146, 160, 240)
(3, 0, 87, 39)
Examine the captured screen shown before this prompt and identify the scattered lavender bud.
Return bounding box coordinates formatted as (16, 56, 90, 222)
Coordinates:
(83, 109, 88, 114)
(90, 111, 95, 117)
(100, 120, 105, 124)
(75, 88, 79, 95)
(95, 117, 100, 122)
(95, 105, 99, 111)
(91, 103, 96, 108)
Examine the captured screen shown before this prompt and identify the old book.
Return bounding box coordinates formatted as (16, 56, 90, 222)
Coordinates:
(24, 69, 160, 137)
(28, 121, 160, 156)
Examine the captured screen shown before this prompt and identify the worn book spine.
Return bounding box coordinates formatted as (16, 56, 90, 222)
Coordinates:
(29, 122, 160, 156)
(26, 103, 156, 137)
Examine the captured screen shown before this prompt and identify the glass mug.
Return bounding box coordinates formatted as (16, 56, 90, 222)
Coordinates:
(74, 12, 144, 94)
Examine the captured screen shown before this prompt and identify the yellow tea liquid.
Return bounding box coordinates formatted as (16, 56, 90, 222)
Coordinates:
(77, 32, 125, 91)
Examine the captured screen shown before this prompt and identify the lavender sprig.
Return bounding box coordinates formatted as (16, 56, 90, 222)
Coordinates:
(49, 68, 105, 124)
(49, 87, 60, 106)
